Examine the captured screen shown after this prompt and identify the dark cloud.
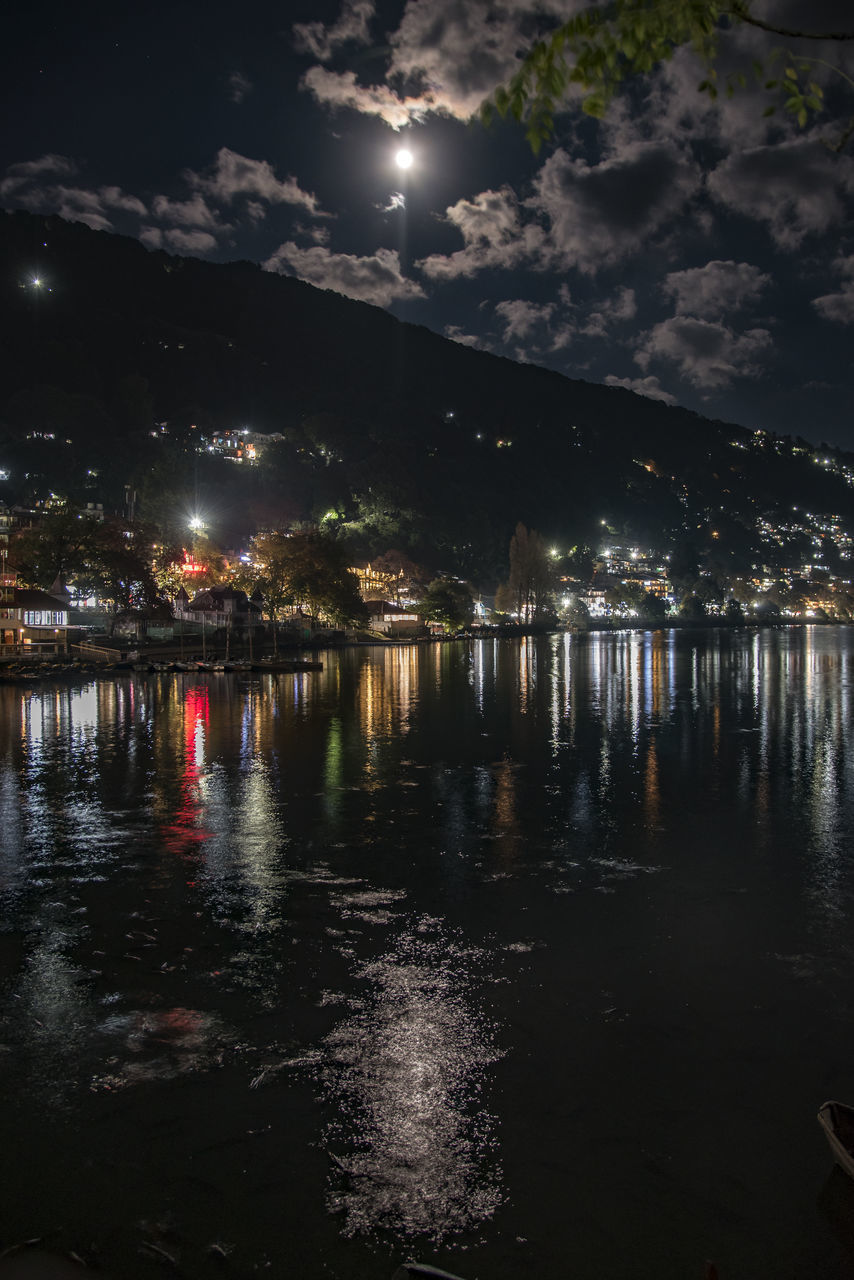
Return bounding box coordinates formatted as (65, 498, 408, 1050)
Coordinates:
(635, 316, 773, 389)
(812, 256, 854, 324)
(530, 142, 701, 272)
(141, 226, 219, 253)
(0, 162, 147, 231)
(662, 260, 770, 318)
(228, 72, 252, 104)
(0, 154, 76, 195)
(708, 138, 854, 248)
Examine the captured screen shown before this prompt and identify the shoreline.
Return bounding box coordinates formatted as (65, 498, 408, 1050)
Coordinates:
(0, 617, 848, 684)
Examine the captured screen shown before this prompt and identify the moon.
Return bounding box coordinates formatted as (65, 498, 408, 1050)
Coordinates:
(395, 148, 413, 170)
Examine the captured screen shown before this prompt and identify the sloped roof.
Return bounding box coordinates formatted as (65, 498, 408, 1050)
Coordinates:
(14, 588, 69, 611)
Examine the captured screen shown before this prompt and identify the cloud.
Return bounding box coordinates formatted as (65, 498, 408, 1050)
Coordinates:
(635, 316, 773, 389)
(99, 186, 147, 216)
(151, 193, 225, 230)
(0, 154, 76, 196)
(0, 157, 149, 230)
(263, 242, 425, 305)
(604, 374, 677, 405)
(385, 0, 558, 123)
(298, 0, 583, 127)
(188, 148, 327, 215)
(140, 226, 218, 253)
(530, 141, 701, 272)
(228, 71, 252, 103)
(293, 0, 375, 61)
(417, 186, 546, 279)
(812, 256, 854, 324)
(662, 260, 770, 318)
(580, 286, 636, 337)
(495, 299, 555, 342)
(444, 324, 487, 348)
(8, 183, 111, 230)
(378, 191, 406, 212)
(300, 67, 430, 130)
(708, 139, 854, 248)
(292, 221, 332, 245)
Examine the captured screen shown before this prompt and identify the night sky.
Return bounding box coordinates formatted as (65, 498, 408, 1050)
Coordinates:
(2, 1, 853, 449)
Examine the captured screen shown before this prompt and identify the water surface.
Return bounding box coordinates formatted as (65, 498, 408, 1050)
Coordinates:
(2, 629, 854, 1279)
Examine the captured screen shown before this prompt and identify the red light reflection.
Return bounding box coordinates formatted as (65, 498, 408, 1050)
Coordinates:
(161, 685, 212, 858)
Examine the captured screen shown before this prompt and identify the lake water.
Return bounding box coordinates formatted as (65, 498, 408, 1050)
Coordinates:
(2, 629, 854, 1280)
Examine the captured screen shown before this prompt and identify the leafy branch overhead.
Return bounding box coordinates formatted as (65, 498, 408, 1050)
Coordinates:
(481, 0, 854, 152)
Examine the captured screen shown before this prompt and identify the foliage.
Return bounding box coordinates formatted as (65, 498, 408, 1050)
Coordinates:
(91, 528, 160, 630)
(11, 512, 104, 589)
(642, 590, 668, 620)
(369, 549, 427, 600)
(504, 523, 556, 621)
(481, 0, 854, 152)
(249, 530, 368, 629)
(11, 510, 161, 631)
(679, 593, 707, 619)
(417, 578, 475, 632)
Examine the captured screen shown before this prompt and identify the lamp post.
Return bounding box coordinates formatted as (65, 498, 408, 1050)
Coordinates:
(188, 516, 205, 660)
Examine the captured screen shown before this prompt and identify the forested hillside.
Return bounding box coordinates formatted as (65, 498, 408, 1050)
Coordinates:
(1, 209, 851, 585)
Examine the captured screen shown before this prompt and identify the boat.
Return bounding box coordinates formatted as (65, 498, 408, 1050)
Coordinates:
(251, 659, 323, 673)
(818, 1100, 854, 1178)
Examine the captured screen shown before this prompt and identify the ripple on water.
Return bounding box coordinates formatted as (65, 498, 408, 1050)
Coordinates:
(320, 918, 503, 1243)
(89, 1006, 230, 1090)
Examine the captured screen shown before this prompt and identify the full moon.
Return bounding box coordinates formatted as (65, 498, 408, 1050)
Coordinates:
(395, 148, 413, 170)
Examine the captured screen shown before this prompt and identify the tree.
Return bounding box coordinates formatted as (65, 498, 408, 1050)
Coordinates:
(88, 524, 160, 634)
(12, 510, 163, 633)
(369, 549, 427, 601)
(483, 0, 854, 153)
(505, 523, 556, 622)
(642, 590, 668, 620)
(679, 593, 707, 620)
(249, 530, 368, 637)
(11, 511, 103, 590)
(418, 579, 475, 632)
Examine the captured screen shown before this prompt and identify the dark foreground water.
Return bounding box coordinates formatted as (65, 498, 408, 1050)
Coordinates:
(2, 629, 854, 1280)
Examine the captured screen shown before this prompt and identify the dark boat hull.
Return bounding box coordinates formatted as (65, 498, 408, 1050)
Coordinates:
(818, 1100, 854, 1179)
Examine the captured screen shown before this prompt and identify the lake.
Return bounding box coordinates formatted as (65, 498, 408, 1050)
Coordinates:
(2, 629, 854, 1280)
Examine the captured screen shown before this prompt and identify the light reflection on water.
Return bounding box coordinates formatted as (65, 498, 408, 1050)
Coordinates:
(1, 632, 854, 1276)
(321, 919, 503, 1242)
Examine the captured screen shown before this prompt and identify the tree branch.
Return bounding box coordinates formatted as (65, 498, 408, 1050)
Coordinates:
(725, 6, 854, 42)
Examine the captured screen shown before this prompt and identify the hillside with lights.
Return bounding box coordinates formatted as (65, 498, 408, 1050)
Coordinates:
(1, 207, 853, 587)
